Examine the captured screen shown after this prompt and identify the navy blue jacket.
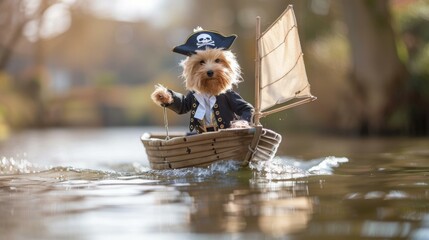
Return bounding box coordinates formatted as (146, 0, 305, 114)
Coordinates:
(165, 89, 254, 133)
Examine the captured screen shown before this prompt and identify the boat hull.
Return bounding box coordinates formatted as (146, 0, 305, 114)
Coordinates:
(141, 127, 282, 170)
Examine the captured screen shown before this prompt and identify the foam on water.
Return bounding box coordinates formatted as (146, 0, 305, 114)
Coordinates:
(0, 154, 348, 181)
(126, 156, 348, 181)
(306, 156, 349, 175)
(131, 160, 243, 180)
(249, 156, 349, 180)
(0, 156, 43, 174)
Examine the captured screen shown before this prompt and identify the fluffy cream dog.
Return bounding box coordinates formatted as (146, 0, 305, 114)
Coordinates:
(151, 29, 253, 134)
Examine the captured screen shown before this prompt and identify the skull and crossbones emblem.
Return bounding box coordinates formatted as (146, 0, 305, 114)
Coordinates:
(196, 33, 215, 48)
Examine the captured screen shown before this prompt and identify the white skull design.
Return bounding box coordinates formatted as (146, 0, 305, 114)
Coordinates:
(196, 33, 215, 48)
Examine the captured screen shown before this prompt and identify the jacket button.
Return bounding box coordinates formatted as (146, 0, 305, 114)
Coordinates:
(190, 118, 194, 122)
(192, 110, 195, 114)
(214, 104, 218, 108)
(218, 117, 222, 122)
(215, 111, 220, 115)
(220, 124, 225, 129)
(192, 103, 196, 108)
(190, 125, 194, 129)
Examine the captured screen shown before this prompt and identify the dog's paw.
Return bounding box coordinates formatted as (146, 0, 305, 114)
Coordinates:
(230, 120, 251, 129)
(151, 84, 173, 106)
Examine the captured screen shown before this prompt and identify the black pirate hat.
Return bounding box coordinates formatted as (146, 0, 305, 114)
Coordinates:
(173, 30, 237, 56)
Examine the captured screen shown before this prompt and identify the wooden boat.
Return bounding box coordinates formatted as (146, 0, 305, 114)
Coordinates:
(141, 5, 316, 170)
(142, 127, 281, 170)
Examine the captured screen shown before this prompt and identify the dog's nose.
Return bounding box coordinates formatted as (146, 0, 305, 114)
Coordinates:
(207, 70, 214, 77)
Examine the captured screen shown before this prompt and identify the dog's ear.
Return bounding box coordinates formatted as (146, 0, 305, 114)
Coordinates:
(222, 50, 242, 86)
(180, 57, 196, 90)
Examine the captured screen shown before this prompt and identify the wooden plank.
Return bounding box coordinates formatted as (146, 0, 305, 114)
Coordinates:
(145, 139, 252, 158)
(150, 150, 247, 169)
(143, 135, 253, 151)
(148, 145, 248, 163)
(142, 128, 256, 147)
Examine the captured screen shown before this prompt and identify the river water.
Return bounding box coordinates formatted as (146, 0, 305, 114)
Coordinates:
(0, 127, 428, 240)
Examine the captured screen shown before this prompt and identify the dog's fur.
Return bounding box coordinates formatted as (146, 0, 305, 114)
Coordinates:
(151, 48, 250, 129)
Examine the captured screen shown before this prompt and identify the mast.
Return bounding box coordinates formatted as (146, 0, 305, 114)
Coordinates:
(254, 16, 262, 126)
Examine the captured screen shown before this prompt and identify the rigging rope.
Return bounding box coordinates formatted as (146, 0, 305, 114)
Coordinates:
(163, 106, 170, 140)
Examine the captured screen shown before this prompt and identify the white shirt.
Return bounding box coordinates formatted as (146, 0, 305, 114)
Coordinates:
(193, 92, 216, 125)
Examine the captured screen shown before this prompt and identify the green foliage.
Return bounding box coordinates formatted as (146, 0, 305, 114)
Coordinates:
(393, 0, 429, 134)
(413, 45, 429, 76)
(0, 71, 39, 129)
(94, 71, 118, 88)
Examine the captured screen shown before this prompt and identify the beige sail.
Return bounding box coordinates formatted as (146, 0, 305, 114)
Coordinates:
(257, 5, 315, 114)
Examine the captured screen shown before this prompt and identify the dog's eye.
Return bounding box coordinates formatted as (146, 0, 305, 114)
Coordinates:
(199, 60, 205, 65)
(215, 59, 221, 63)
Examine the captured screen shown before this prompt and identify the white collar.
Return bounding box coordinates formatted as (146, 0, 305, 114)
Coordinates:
(193, 92, 216, 121)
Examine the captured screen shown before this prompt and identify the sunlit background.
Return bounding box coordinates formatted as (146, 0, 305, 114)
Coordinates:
(1, 0, 428, 139)
(1, 2, 429, 239)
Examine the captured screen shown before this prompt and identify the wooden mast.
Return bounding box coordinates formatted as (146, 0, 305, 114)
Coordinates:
(254, 16, 262, 126)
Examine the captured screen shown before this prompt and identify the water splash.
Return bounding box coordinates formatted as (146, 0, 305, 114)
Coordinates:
(1, 153, 348, 182)
(135, 160, 243, 180)
(249, 156, 349, 180)
(0, 156, 43, 174)
(249, 157, 308, 180)
(306, 156, 349, 175)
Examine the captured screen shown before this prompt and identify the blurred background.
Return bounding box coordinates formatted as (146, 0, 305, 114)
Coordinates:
(0, 0, 428, 140)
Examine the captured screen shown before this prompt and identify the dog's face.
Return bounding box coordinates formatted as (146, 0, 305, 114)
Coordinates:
(181, 48, 241, 96)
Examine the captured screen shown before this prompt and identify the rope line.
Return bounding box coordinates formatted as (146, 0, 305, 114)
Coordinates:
(260, 52, 303, 90)
(163, 106, 170, 140)
(260, 25, 297, 59)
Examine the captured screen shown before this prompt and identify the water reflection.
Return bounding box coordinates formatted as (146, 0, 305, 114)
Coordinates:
(0, 170, 195, 239)
(257, 197, 312, 236)
(252, 181, 313, 236)
(180, 179, 315, 237)
(0, 128, 429, 239)
(361, 220, 411, 238)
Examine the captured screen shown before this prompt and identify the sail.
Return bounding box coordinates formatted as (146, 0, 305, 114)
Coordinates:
(258, 5, 313, 112)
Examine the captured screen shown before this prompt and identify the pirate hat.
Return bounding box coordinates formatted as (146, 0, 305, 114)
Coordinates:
(173, 30, 237, 56)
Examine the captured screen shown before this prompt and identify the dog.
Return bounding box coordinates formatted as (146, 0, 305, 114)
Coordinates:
(151, 28, 254, 134)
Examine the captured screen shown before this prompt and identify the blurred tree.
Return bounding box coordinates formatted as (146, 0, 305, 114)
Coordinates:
(395, 0, 429, 135)
(0, 0, 27, 70)
(0, 0, 55, 70)
(341, 0, 408, 135)
(0, 0, 59, 127)
(1, 0, 426, 135)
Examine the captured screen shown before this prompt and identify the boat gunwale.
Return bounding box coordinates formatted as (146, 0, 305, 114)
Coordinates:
(143, 134, 254, 150)
(141, 127, 257, 145)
